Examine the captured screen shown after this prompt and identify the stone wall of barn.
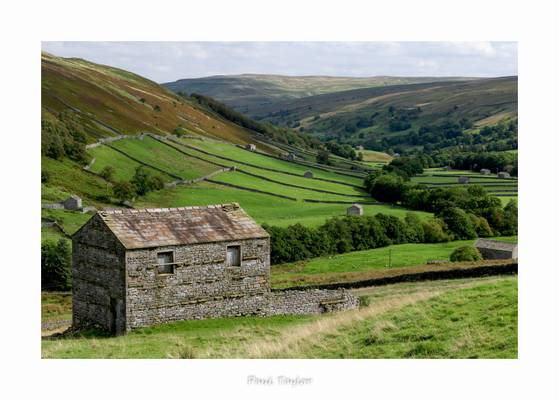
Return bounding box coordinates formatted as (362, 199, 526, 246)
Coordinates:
(72, 215, 127, 334)
(124, 238, 271, 330)
(123, 237, 358, 330)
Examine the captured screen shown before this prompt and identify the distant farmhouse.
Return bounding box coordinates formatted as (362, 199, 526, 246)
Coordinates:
(480, 168, 491, 175)
(498, 171, 511, 179)
(458, 176, 470, 184)
(303, 171, 314, 179)
(347, 203, 363, 216)
(72, 204, 357, 334)
(474, 239, 518, 260)
(245, 143, 256, 152)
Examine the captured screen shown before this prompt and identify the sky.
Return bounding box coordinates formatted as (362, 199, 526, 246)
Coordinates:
(42, 42, 517, 83)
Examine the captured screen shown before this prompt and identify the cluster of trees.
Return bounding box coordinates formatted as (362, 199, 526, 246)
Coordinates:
(325, 141, 358, 160)
(42, 239, 72, 290)
(387, 107, 421, 132)
(110, 166, 165, 203)
(263, 212, 453, 265)
(431, 150, 518, 176)
(41, 111, 89, 164)
(365, 171, 518, 238)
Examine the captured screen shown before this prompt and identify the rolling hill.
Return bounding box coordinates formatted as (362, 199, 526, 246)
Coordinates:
(163, 74, 477, 115)
(42, 52, 267, 145)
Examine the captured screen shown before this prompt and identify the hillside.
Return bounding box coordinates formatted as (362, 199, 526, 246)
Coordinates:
(42, 52, 265, 144)
(164, 74, 477, 114)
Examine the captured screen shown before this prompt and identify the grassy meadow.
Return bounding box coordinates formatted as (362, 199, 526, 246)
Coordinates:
(137, 181, 431, 227)
(41, 276, 517, 358)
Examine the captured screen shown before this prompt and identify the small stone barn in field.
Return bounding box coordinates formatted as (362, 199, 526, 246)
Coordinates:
(458, 176, 470, 184)
(303, 171, 314, 179)
(245, 143, 256, 152)
(64, 195, 82, 210)
(474, 239, 518, 260)
(287, 152, 297, 161)
(480, 168, 491, 175)
(498, 171, 511, 179)
(72, 204, 357, 334)
(347, 203, 364, 216)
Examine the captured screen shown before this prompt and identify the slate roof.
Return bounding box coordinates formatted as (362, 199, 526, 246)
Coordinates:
(97, 203, 269, 249)
(474, 239, 517, 251)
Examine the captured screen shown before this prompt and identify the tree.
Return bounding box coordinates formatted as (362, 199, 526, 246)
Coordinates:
(113, 181, 135, 203)
(41, 239, 72, 290)
(153, 104, 161, 112)
(450, 246, 482, 262)
(99, 166, 116, 182)
(41, 170, 50, 183)
(437, 206, 477, 240)
(316, 150, 330, 165)
(369, 174, 406, 203)
(499, 200, 518, 236)
(422, 218, 452, 243)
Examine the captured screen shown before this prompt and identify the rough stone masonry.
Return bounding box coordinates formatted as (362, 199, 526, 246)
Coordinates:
(72, 203, 357, 334)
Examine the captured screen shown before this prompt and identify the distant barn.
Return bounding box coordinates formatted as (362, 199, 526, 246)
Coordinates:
(347, 203, 363, 216)
(443, 166, 452, 171)
(245, 143, 256, 152)
(480, 168, 491, 175)
(498, 171, 511, 179)
(64, 195, 82, 210)
(474, 239, 518, 260)
(287, 153, 297, 161)
(458, 176, 470, 184)
(356, 145, 364, 151)
(304, 171, 314, 179)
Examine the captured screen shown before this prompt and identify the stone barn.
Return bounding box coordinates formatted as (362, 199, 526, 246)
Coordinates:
(245, 143, 256, 152)
(498, 171, 511, 179)
(474, 239, 518, 260)
(72, 204, 357, 334)
(64, 195, 82, 210)
(287, 152, 297, 161)
(458, 176, 470, 184)
(347, 203, 363, 216)
(303, 171, 314, 178)
(480, 168, 491, 175)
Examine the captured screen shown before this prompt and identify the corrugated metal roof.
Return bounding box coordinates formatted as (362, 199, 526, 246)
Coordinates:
(97, 203, 269, 249)
(474, 238, 517, 251)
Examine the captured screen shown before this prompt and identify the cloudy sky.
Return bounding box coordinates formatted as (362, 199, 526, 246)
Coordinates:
(42, 42, 517, 83)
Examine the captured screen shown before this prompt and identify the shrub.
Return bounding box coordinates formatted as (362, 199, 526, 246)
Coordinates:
(422, 218, 452, 243)
(450, 246, 482, 262)
(112, 181, 135, 203)
(359, 296, 371, 308)
(41, 170, 50, 183)
(99, 166, 116, 182)
(131, 166, 165, 195)
(41, 239, 72, 290)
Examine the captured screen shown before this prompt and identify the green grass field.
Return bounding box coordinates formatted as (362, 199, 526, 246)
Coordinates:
(88, 145, 171, 182)
(110, 136, 217, 180)
(359, 149, 393, 163)
(41, 276, 516, 358)
(289, 277, 517, 359)
(178, 137, 366, 186)
(271, 236, 517, 286)
(137, 181, 431, 227)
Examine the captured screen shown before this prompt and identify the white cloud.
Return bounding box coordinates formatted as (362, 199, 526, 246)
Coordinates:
(41, 41, 517, 82)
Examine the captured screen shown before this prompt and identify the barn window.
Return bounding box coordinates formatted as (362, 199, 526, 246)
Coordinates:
(157, 251, 175, 274)
(227, 246, 241, 266)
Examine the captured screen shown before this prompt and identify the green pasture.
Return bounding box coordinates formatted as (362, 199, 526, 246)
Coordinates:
(137, 181, 431, 228)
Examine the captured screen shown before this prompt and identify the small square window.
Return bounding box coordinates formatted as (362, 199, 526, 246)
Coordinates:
(227, 246, 241, 266)
(157, 251, 174, 274)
